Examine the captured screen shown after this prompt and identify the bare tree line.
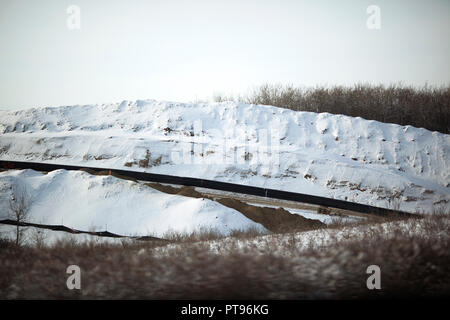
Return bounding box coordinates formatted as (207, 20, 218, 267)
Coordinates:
(214, 83, 450, 134)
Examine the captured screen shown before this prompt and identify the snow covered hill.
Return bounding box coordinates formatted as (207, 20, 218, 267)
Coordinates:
(0, 169, 266, 237)
(0, 99, 449, 213)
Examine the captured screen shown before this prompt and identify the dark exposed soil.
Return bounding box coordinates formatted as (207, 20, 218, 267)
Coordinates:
(145, 183, 204, 198)
(145, 182, 324, 233)
(217, 198, 324, 233)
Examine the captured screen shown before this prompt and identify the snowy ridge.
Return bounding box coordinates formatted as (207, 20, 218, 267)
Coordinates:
(0, 169, 266, 237)
(0, 99, 449, 213)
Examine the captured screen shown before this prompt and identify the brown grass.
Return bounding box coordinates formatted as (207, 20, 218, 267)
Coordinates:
(1, 212, 447, 299)
(162, 226, 267, 243)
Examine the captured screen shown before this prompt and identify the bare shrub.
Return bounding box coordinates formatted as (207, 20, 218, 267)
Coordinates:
(228, 226, 268, 239)
(162, 226, 267, 243)
(213, 93, 236, 103)
(30, 228, 47, 249)
(0, 238, 14, 250)
(163, 226, 224, 243)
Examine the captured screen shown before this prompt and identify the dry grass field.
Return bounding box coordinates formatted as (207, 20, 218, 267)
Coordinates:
(1, 210, 448, 299)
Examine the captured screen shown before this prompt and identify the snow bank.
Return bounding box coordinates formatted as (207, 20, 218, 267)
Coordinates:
(0, 100, 448, 213)
(0, 169, 266, 237)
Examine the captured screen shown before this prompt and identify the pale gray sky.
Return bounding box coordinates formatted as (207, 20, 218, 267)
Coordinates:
(0, 0, 449, 110)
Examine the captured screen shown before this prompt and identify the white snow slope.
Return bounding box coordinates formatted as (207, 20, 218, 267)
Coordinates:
(0, 169, 266, 237)
(0, 99, 449, 213)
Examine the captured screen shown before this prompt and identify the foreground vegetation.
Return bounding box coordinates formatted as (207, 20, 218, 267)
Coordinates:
(214, 84, 450, 134)
(0, 212, 448, 299)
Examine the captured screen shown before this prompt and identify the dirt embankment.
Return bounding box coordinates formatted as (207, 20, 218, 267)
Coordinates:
(146, 183, 324, 233)
(145, 183, 204, 198)
(217, 198, 324, 233)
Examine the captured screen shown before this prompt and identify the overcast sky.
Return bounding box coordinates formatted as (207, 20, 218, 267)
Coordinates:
(0, 0, 449, 110)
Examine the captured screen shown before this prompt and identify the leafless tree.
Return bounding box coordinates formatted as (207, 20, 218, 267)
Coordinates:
(9, 186, 32, 246)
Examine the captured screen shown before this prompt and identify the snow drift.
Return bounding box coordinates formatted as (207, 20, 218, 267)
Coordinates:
(0, 169, 266, 237)
(0, 99, 449, 213)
